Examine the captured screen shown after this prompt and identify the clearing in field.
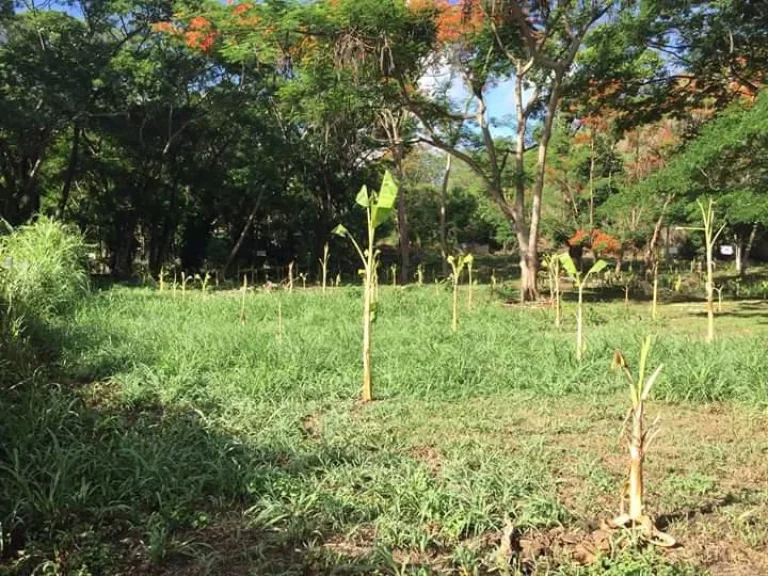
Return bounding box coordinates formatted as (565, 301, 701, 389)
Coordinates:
(4, 279, 768, 575)
(2, 1, 768, 574)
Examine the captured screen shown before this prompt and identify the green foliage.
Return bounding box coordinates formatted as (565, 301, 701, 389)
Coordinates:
(559, 253, 608, 287)
(0, 217, 88, 323)
(0, 287, 765, 572)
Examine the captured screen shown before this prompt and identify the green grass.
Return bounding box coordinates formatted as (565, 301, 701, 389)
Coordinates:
(2, 284, 768, 574)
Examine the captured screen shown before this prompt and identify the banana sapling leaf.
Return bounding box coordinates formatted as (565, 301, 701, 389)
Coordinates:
(372, 170, 398, 228)
(356, 185, 370, 207)
(559, 253, 578, 281)
(332, 224, 349, 237)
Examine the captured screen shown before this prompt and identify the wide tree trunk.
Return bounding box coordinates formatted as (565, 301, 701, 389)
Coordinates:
(110, 212, 138, 278)
(439, 153, 451, 277)
(57, 122, 80, 219)
(645, 195, 673, 267)
(222, 189, 265, 279)
(397, 184, 410, 284)
(736, 223, 759, 277)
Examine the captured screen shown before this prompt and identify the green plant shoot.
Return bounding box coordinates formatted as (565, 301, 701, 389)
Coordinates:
(559, 254, 608, 362)
(333, 170, 399, 402)
(446, 253, 472, 333)
(610, 338, 675, 547)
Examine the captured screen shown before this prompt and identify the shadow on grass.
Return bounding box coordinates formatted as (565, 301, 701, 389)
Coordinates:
(0, 323, 432, 575)
(654, 490, 754, 531)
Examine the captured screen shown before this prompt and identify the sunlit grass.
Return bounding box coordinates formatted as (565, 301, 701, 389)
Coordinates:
(2, 285, 767, 574)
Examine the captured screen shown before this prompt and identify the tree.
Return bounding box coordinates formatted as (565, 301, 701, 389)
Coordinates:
(644, 93, 768, 276)
(402, 1, 642, 301)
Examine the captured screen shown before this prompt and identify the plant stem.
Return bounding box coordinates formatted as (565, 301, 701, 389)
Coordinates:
(628, 402, 645, 520)
(467, 263, 473, 311)
(652, 264, 659, 321)
(452, 273, 459, 333)
(576, 284, 583, 361)
(362, 213, 375, 402)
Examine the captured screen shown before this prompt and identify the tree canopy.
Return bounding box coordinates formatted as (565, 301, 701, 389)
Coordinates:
(0, 0, 765, 286)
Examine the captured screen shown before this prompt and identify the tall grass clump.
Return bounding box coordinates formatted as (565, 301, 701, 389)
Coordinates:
(0, 217, 88, 321)
(0, 217, 89, 368)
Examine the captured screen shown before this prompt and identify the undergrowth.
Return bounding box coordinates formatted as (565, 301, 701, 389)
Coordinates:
(1, 283, 766, 574)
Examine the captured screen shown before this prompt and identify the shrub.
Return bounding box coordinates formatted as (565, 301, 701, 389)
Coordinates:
(0, 217, 89, 337)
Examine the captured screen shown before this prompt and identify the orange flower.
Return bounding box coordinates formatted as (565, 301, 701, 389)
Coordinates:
(189, 16, 210, 30)
(233, 2, 252, 15)
(185, 30, 203, 48)
(568, 229, 589, 247)
(434, 0, 484, 44)
(591, 230, 621, 255)
(199, 32, 216, 52)
(152, 21, 174, 33)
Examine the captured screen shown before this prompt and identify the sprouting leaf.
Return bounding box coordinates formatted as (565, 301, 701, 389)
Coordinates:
(641, 364, 664, 401)
(558, 253, 578, 280)
(612, 349, 627, 371)
(372, 170, 398, 228)
(447, 255, 455, 264)
(464, 254, 474, 265)
(356, 185, 370, 208)
(332, 224, 349, 237)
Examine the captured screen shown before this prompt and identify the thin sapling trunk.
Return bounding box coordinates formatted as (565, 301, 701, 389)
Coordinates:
(320, 242, 329, 294)
(560, 254, 607, 362)
(240, 275, 247, 325)
(682, 200, 726, 343)
(333, 172, 398, 402)
(447, 254, 471, 333)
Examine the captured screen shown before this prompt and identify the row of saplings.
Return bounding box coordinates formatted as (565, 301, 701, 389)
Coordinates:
(333, 172, 732, 552)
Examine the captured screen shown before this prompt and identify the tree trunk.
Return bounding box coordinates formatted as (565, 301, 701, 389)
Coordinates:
(524, 71, 565, 302)
(519, 247, 538, 303)
(737, 223, 759, 277)
(397, 184, 410, 285)
(645, 195, 673, 267)
(111, 212, 137, 278)
(440, 153, 451, 277)
(511, 70, 537, 302)
(222, 189, 265, 279)
(589, 134, 595, 230)
(57, 122, 81, 220)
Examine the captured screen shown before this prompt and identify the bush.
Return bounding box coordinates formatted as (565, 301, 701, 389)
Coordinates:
(0, 217, 89, 320)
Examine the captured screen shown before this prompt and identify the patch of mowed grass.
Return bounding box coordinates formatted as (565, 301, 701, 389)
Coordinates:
(2, 285, 767, 574)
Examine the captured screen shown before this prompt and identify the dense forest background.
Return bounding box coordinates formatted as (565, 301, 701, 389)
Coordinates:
(1, 0, 767, 287)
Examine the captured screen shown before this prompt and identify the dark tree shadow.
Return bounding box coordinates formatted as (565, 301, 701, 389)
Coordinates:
(0, 319, 437, 575)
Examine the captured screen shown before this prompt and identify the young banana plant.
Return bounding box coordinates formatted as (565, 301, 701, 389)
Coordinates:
(333, 171, 398, 402)
(559, 254, 608, 362)
(466, 255, 475, 311)
(542, 254, 562, 327)
(239, 275, 247, 325)
(446, 253, 473, 333)
(415, 263, 424, 286)
(610, 338, 675, 547)
(319, 242, 329, 294)
(681, 199, 726, 343)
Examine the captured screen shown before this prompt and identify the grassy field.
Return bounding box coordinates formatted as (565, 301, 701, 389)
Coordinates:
(2, 283, 768, 575)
